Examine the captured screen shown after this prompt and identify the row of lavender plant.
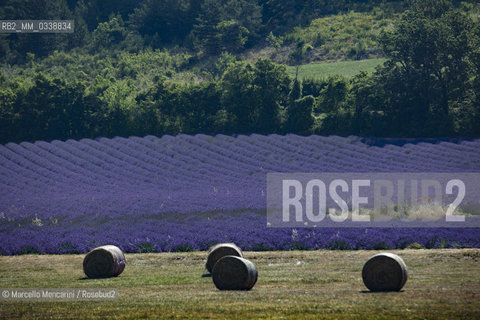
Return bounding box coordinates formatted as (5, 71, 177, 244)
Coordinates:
(1, 135, 480, 254)
(1, 212, 479, 255)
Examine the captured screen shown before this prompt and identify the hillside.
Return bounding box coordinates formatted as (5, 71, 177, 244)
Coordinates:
(1, 0, 406, 65)
(286, 59, 386, 79)
(1, 134, 480, 255)
(1, 0, 479, 143)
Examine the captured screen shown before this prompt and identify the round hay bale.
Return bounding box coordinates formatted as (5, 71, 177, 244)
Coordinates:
(206, 243, 243, 273)
(83, 245, 126, 278)
(362, 253, 408, 292)
(212, 256, 258, 290)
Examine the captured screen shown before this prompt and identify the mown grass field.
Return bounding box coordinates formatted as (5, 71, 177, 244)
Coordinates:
(286, 58, 386, 79)
(1, 249, 479, 319)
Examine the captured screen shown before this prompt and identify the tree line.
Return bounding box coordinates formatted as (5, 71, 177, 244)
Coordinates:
(1, 0, 406, 63)
(0, 0, 479, 143)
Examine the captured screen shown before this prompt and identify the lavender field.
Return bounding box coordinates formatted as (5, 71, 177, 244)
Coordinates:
(1, 134, 480, 255)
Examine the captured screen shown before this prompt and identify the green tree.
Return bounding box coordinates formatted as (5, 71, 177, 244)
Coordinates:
(285, 95, 315, 135)
(214, 52, 238, 76)
(135, 79, 179, 136)
(253, 59, 291, 133)
(219, 59, 290, 133)
(348, 71, 388, 136)
(289, 41, 313, 79)
(0, 75, 20, 143)
(288, 78, 302, 104)
(285, 79, 315, 134)
(91, 14, 127, 51)
(219, 61, 257, 132)
(129, 0, 197, 47)
(376, 0, 479, 136)
(194, 0, 262, 55)
(317, 76, 348, 114)
(0, 0, 73, 63)
(8, 73, 88, 142)
(75, 0, 138, 31)
(302, 78, 325, 98)
(175, 82, 222, 134)
(215, 20, 250, 52)
(260, 0, 302, 33)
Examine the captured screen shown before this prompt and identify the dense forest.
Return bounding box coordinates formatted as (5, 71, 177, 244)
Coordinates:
(0, 0, 479, 143)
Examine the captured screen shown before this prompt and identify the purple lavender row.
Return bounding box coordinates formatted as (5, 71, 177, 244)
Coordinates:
(1, 212, 479, 255)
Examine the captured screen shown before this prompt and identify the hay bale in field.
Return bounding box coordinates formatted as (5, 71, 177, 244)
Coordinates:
(205, 243, 243, 273)
(83, 245, 126, 278)
(362, 253, 408, 292)
(212, 256, 258, 290)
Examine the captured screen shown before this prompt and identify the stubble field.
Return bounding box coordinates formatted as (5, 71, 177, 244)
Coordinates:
(1, 249, 479, 319)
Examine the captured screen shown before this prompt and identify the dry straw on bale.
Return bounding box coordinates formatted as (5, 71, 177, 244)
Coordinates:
(83, 245, 126, 278)
(206, 243, 243, 273)
(212, 256, 258, 290)
(362, 252, 408, 291)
